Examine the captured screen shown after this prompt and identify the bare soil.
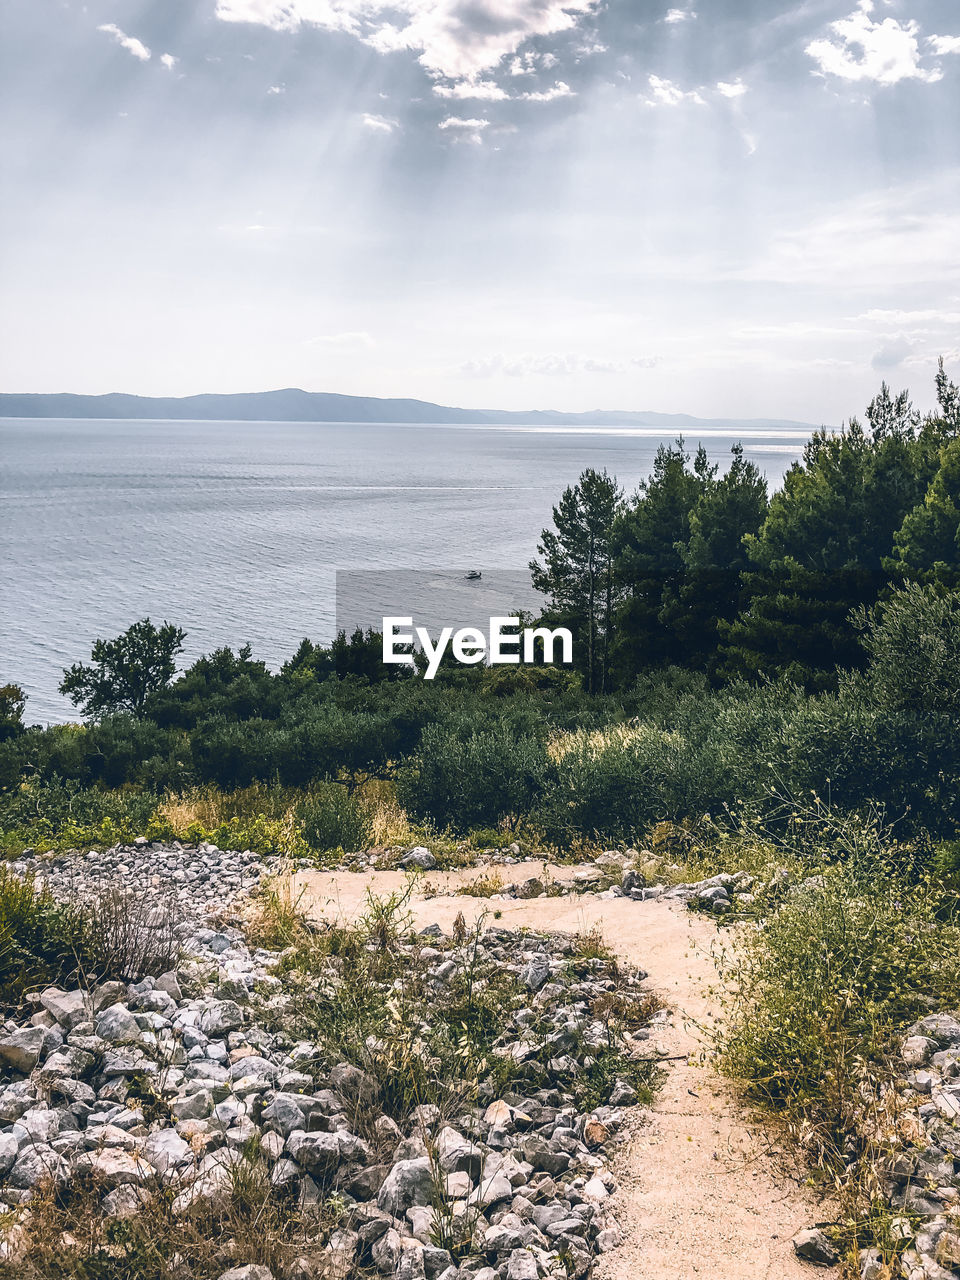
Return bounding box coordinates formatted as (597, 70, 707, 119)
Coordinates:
(292, 863, 832, 1279)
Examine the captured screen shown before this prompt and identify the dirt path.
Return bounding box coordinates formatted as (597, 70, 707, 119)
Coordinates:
(292, 864, 828, 1280)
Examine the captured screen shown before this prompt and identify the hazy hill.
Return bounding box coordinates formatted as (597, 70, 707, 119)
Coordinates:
(0, 388, 818, 430)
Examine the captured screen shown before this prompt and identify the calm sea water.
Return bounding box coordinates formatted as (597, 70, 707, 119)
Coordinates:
(0, 418, 811, 724)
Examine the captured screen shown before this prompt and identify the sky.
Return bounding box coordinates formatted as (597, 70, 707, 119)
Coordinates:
(1, 0, 959, 423)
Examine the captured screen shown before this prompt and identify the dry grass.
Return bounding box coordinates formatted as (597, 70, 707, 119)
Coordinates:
(0, 1151, 345, 1280)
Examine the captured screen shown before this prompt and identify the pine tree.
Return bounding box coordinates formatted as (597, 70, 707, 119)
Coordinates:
(718, 397, 939, 688)
(610, 439, 715, 678)
(530, 468, 624, 693)
(886, 437, 960, 587)
(660, 443, 768, 672)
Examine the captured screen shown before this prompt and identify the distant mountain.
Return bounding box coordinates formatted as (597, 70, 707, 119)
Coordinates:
(0, 388, 819, 430)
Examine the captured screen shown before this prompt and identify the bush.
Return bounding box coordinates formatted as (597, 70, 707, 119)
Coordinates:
(718, 833, 960, 1168)
(297, 783, 370, 853)
(397, 722, 548, 832)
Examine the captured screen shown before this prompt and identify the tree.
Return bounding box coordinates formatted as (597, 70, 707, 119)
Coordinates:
(530, 468, 624, 693)
(886, 436, 960, 587)
(0, 685, 26, 741)
(718, 382, 943, 688)
(610, 439, 715, 678)
(60, 618, 185, 719)
(660, 444, 769, 672)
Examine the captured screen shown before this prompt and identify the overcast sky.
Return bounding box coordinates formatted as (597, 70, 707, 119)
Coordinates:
(1, 0, 958, 422)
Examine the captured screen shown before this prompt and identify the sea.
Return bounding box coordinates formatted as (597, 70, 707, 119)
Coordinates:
(0, 417, 812, 724)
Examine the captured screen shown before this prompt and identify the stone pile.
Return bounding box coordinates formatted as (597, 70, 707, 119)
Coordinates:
(0, 842, 659, 1279)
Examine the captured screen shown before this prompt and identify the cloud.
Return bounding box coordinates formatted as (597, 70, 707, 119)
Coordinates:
(929, 34, 960, 56)
(664, 8, 696, 23)
(805, 1, 953, 86)
(644, 75, 705, 106)
(159, 53, 178, 71)
(519, 80, 574, 101)
(871, 335, 914, 370)
(857, 308, 960, 326)
(361, 112, 398, 131)
(97, 23, 151, 62)
(267, 83, 285, 94)
(716, 79, 747, 98)
(215, 0, 598, 83)
(433, 76, 573, 101)
(438, 115, 489, 143)
(433, 80, 509, 99)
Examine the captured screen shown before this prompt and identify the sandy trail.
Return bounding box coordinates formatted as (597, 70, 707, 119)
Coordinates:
(292, 864, 828, 1280)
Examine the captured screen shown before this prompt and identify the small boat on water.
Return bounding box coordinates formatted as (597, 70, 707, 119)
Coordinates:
(464, 570, 482, 580)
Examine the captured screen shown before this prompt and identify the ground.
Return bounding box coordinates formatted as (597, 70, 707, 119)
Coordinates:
(293, 861, 831, 1280)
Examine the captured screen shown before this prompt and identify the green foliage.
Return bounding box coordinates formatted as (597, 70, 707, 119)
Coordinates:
(611, 439, 714, 676)
(0, 684, 26, 743)
(887, 435, 960, 586)
(718, 837, 960, 1174)
(719, 416, 941, 688)
(296, 782, 370, 853)
(397, 721, 548, 832)
(59, 618, 186, 719)
(530, 467, 623, 693)
(0, 865, 93, 1005)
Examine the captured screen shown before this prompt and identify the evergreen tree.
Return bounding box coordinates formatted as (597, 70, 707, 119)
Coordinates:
(659, 443, 769, 671)
(718, 394, 939, 688)
(887, 436, 960, 587)
(610, 439, 715, 678)
(530, 468, 624, 693)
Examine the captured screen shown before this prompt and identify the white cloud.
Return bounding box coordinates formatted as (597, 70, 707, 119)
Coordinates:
(644, 75, 705, 107)
(857, 308, 960, 326)
(215, 0, 597, 83)
(432, 76, 572, 101)
(664, 8, 695, 23)
(267, 83, 285, 94)
(929, 34, 960, 56)
(438, 114, 490, 144)
(97, 23, 151, 62)
(160, 53, 178, 70)
(433, 79, 509, 100)
(805, 1, 950, 86)
(716, 79, 747, 98)
(361, 112, 398, 131)
(519, 80, 574, 101)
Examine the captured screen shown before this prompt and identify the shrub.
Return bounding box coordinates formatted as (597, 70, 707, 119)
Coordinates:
(397, 722, 548, 832)
(297, 783, 370, 853)
(718, 837, 960, 1171)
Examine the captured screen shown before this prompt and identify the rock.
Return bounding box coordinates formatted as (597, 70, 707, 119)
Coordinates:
(102, 1184, 152, 1218)
(520, 961, 551, 993)
(287, 1129, 372, 1178)
(75, 1148, 153, 1187)
(792, 1227, 840, 1267)
(401, 847, 437, 871)
(936, 1230, 960, 1269)
(902, 1035, 939, 1068)
(171, 1089, 214, 1121)
(0, 1134, 18, 1178)
(39, 987, 88, 1030)
(143, 1128, 192, 1177)
(378, 1157, 435, 1217)
(95, 1003, 141, 1044)
(217, 1267, 276, 1280)
(8, 1143, 69, 1189)
(329, 1062, 378, 1104)
(0, 1026, 47, 1073)
(198, 1000, 244, 1037)
(505, 1248, 539, 1280)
